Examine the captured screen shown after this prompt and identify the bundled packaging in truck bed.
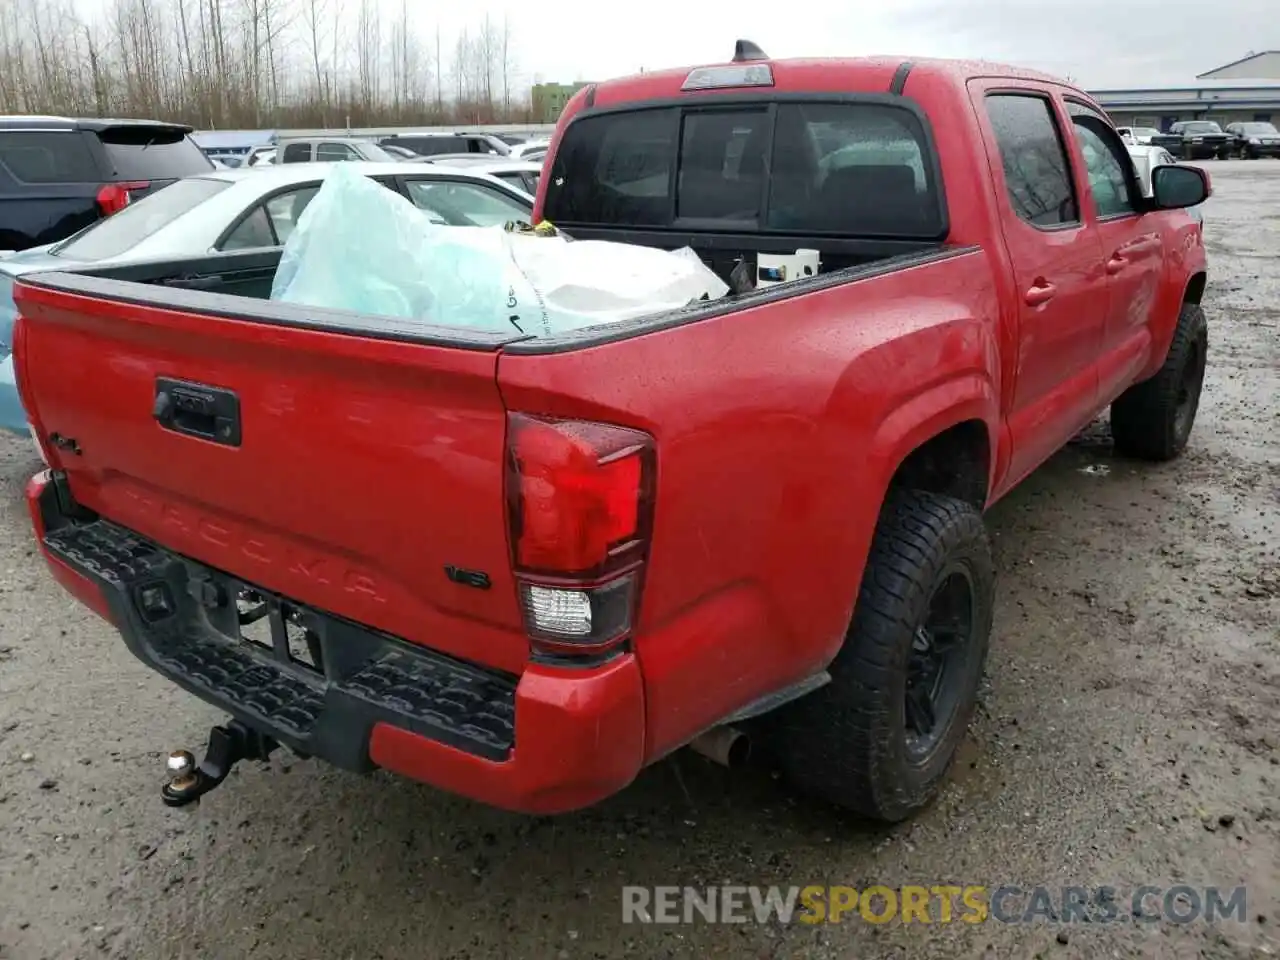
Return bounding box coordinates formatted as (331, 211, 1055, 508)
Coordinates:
(270, 164, 728, 336)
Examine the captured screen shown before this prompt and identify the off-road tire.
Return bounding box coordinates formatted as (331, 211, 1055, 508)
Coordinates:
(1110, 302, 1208, 461)
(752, 490, 995, 823)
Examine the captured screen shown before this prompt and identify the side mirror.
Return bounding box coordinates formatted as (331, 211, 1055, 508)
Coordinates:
(1150, 164, 1210, 209)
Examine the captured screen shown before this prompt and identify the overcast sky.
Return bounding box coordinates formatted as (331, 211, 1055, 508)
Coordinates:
(61, 0, 1273, 92)
(411, 0, 1271, 90)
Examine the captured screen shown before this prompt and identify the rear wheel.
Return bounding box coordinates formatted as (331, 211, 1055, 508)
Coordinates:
(753, 490, 995, 822)
(1111, 302, 1208, 461)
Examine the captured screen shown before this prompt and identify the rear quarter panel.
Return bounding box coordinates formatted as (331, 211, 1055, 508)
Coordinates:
(497, 249, 1002, 760)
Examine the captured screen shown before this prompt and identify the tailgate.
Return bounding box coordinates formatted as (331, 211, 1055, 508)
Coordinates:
(16, 275, 532, 674)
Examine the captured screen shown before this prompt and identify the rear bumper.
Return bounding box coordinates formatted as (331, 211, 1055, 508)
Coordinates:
(28, 471, 646, 814)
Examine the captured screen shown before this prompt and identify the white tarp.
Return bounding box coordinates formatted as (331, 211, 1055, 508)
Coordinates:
(271, 164, 727, 336)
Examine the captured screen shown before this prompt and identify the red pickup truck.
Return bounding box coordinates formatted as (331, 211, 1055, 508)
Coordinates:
(13, 47, 1209, 822)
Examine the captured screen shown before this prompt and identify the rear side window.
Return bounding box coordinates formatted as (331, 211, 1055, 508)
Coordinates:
(0, 131, 99, 183)
(317, 142, 359, 162)
(544, 101, 944, 238)
(96, 126, 213, 180)
(53, 177, 230, 261)
(282, 143, 313, 163)
(984, 94, 1079, 228)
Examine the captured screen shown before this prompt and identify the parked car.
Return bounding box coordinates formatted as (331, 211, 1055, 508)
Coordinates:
(510, 138, 551, 159)
(1126, 144, 1203, 228)
(413, 156, 541, 195)
(245, 145, 276, 167)
(1224, 121, 1280, 158)
(380, 143, 419, 160)
(1161, 120, 1232, 160)
(0, 116, 214, 253)
(275, 137, 398, 163)
(0, 162, 534, 435)
(378, 132, 510, 157)
(1117, 126, 1161, 146)
(13, 50, 1208, 824)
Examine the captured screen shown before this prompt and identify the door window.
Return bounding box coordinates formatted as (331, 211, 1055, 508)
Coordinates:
(1066, 102, 1138, 218)
(220, 206, 277, 250)
(317, 142, 359, 162)
(984, 94, 1079, 228)
(404, 180, 532, 226)
(219, 185, 323, 250)
(282, 142, 312, 163)
(264, 186, 320, 244)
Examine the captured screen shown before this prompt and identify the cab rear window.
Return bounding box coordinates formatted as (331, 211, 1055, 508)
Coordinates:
(544, 100, 945, 239)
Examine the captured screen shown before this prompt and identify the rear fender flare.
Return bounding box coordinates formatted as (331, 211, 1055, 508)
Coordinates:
(818, 372, 999, 664)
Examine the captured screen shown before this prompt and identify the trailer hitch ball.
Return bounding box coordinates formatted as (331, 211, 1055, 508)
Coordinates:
(165, 750, 198, 792)
(161, 721, 278, 808)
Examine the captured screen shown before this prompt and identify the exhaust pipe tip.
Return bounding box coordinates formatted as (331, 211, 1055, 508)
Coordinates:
(689, 726, 751, 768)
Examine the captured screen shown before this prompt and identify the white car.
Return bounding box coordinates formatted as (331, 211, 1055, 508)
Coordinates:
(0, 162, 536, 436)
(413, 156, 542, 196)
(510, 138, 551, 160)
(246, 146, 276, 167)
(27, 162, 536, 264)
(1118, 126, 1161, 146)
(1126, 144, 1204, 227)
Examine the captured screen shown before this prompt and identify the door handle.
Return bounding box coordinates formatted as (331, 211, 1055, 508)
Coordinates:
(1106, 254, 1127, 274)
(1024, 281, 1057, 307)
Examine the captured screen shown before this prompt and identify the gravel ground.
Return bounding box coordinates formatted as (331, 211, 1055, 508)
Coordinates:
(1, 161, 1277, 960)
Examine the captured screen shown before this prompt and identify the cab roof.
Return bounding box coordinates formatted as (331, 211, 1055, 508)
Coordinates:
(584, 51, 1075, 110)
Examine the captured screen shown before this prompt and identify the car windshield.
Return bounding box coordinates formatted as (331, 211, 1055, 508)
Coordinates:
(1181, 122, 1223, 134)
(359, 142, 397, 161)
(1133, 128, 1160, 137)
(1239, 122, 1279, 134)
(51, 177, 231, 261)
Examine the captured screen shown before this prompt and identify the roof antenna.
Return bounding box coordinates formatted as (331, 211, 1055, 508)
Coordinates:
(733, 40, 769, 62)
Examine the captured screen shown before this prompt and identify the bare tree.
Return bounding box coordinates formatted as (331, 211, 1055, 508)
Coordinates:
(500, 15, 513, 112)
(478, 14, 498, 113)
(301, 0, 330, 119)
(0, 0, 530, 129)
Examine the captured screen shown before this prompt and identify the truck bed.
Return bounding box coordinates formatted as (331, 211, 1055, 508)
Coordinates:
(20, 235, 951, 352)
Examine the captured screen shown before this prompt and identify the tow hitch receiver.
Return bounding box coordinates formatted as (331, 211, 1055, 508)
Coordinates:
(162, 719, 278, 807)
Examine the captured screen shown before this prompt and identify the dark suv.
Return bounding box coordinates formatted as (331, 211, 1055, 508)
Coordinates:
(1161, 121, 1232, 160)
(1224, 121, 1280, 158)
(0, 117, 213, 252)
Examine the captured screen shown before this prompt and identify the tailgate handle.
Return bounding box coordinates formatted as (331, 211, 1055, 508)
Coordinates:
(154, 378, 242, 447)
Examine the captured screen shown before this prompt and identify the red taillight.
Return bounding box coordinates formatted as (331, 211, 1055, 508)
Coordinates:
(507, 414, 655, 658)
(95, 181, 150, 216)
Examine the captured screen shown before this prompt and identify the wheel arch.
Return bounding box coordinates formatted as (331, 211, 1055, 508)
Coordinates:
(870, 377, 1000, 512)
(1183, 271, 1207, 305)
